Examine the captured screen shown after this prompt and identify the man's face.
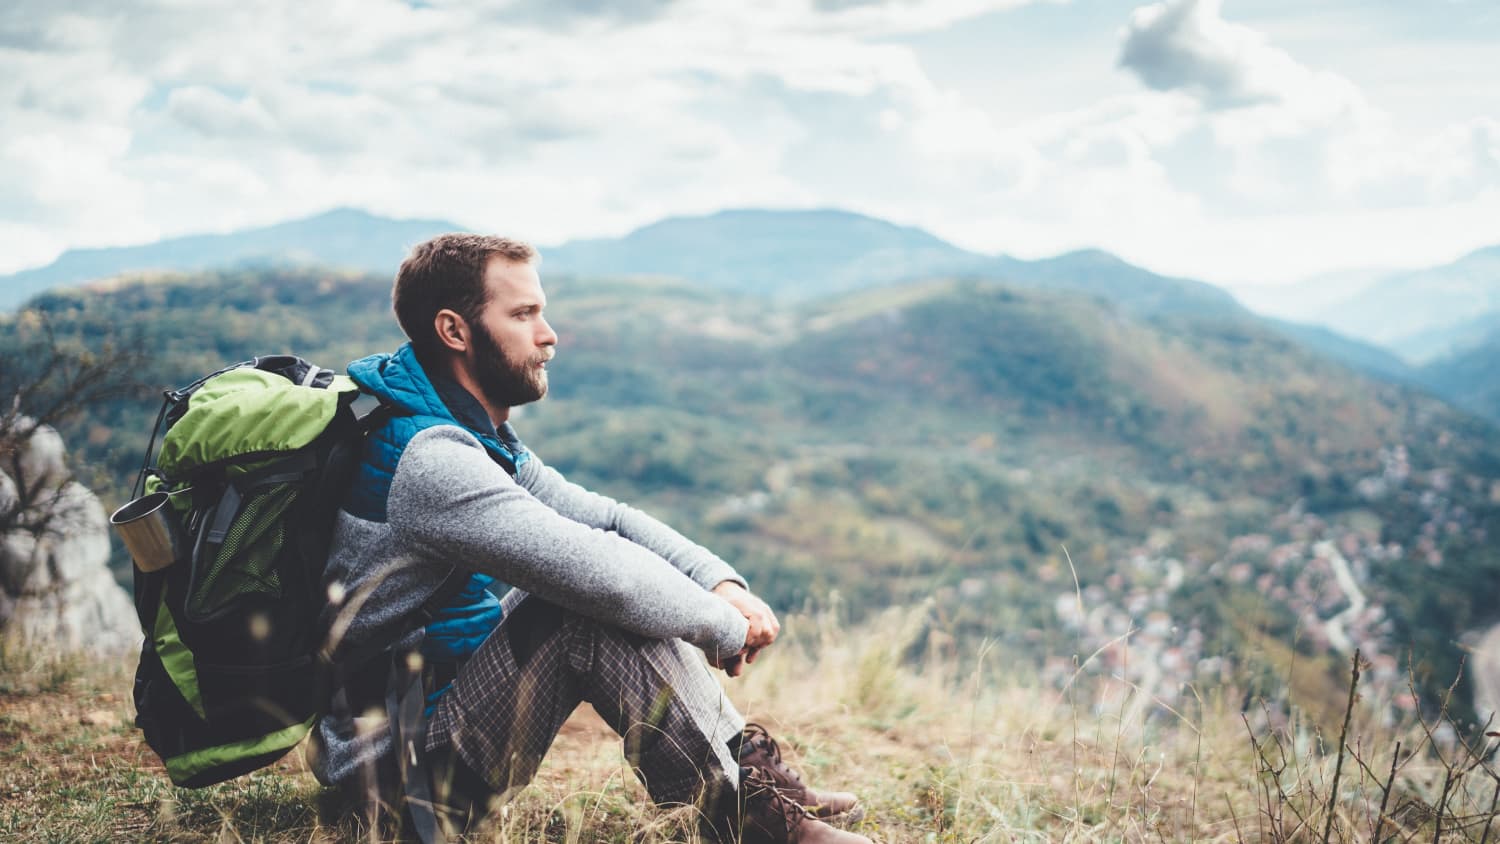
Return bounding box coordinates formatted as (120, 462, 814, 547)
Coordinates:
(468, 257, 556, 410)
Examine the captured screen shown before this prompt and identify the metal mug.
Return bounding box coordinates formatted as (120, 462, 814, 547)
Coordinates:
(110, 491, 179, 573)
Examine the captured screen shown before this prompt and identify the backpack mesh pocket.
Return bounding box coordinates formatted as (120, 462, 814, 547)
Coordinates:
(188, 483, 295, 619)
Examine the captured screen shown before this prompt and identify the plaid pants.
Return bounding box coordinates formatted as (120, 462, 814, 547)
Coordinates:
(424, 590, 746, 808)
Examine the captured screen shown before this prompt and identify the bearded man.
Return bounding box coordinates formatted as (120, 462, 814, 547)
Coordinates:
(310, 234, 868, 844)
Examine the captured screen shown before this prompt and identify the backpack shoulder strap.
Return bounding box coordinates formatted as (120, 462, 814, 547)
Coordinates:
(357, 400, 400, 435)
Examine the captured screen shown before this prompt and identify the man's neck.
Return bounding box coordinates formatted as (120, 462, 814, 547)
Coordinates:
(477, 393, 510, 427)
(428, 354, 509, 430)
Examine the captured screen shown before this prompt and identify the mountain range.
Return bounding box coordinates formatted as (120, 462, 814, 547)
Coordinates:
(1, 206, 1246, 317)
(1, 206, 1494, 421)
(1312, 244, 1500, 363)
(0, 208, 461, 310)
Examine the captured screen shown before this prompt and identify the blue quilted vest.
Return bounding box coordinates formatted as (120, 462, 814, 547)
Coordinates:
(343, 344, 531, 692)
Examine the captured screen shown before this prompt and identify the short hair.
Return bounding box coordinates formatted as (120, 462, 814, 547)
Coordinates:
(392, 233, 538, 360)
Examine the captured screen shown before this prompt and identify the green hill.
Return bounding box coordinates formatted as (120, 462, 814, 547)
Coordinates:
(7, 265, 1500, 726)
(974, 248, 1246, 319)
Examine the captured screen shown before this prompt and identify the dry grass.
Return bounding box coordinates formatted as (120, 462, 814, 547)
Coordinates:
(4, 607, 1499, 842)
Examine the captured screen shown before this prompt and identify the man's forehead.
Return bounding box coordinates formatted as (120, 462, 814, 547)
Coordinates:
(484, 256, 546, 303)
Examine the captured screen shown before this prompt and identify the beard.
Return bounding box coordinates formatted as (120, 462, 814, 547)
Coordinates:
(471, 319, 549, 410)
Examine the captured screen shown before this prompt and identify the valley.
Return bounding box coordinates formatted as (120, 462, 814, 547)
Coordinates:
(5, 260, 1498, 736)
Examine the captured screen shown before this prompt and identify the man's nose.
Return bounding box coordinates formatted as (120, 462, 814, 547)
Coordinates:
(537, 316, 558, 347)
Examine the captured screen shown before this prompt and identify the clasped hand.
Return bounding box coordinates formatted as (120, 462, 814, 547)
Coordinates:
(709, 580, 779, 677)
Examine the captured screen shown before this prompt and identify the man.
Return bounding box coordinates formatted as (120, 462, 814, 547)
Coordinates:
(310, 233, 870, 844)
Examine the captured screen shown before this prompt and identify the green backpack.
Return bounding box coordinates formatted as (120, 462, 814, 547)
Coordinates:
(130, 355, 368, 787)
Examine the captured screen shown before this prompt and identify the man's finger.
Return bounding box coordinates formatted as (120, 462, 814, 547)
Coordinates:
(745, 625, 775, 649)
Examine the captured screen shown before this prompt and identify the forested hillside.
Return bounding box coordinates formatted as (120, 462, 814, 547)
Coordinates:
(6, 265, 1500, 730)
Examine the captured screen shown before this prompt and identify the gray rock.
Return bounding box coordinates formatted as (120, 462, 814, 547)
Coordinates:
(11, 423, 67, 493)
(0, 470, 15, 514)
(0, 421, 140, 657)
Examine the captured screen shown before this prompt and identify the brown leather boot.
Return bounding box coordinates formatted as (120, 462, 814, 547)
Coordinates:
(738, 723, 861, 820)
(731, 766, 873, 844)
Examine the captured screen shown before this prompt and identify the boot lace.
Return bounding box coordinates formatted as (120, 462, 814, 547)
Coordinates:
(739, 764, 813, 840)
(741, 723, 805, 788)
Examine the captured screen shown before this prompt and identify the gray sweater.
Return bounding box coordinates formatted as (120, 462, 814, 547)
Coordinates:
(310, 423, 750, 787)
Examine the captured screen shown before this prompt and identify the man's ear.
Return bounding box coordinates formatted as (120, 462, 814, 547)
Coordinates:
(433, 309, 469, 353)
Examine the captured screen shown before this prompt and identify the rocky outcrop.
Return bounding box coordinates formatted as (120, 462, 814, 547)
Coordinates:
(0, 420, 140, 656)
(1470, 624, 1500, 735)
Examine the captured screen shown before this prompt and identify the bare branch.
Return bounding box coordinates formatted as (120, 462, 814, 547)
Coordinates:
(0, 311, 147, 537)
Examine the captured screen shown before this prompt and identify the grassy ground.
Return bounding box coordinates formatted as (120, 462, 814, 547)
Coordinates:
(4, 605, 1499, 842)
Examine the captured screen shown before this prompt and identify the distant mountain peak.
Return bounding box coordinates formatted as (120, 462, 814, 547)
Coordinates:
(4, 206, 1250, 326)
(1311, 238, 1500, 355)
(543, 206, 984, 297)
(303, 206, 374, 220)
(0, 207, 466, 309)
(680, 206, 892, 223)
(1459, 242, 1500, 262)
(272, 206, 466, 231)
(1052, 248, 1129, 267)
(289, 206, 391, 226)
(627, 206, 950, 240)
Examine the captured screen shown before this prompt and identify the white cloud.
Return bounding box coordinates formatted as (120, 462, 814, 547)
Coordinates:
(0, 0, 1031, 263)
(165, 87, 276, 138)
(1111, 0, 1500, 227)
(801, 0, 1043, 35)
(1118, 0, 1361, 115)
(1117, 0, 1377, 207)
(902, 92, 1207, 263)
(1327, 116, 1500, 207)
(0, 0, 1495, 288)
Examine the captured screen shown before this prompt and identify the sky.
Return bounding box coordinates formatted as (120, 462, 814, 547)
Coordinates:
(1, 0, 1497, 292)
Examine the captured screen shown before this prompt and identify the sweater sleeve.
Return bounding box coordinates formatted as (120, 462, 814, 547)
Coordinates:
(516, 452, 748, 592)
(386, 426, 748, 658)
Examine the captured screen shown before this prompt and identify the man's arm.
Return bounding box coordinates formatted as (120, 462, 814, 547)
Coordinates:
(387, 426, 748, 660)
(519, 454, 785, 671)
(517, 454, 746, 592)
